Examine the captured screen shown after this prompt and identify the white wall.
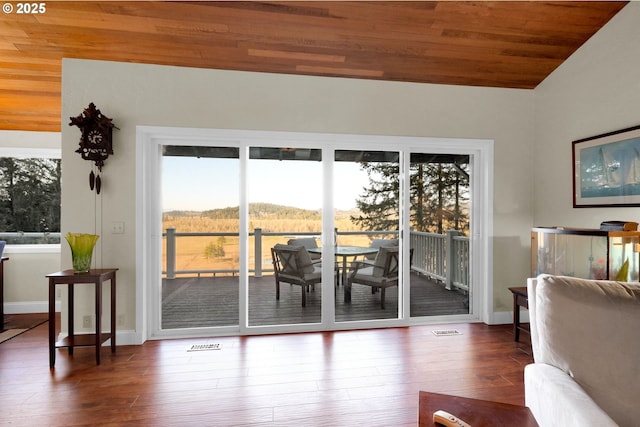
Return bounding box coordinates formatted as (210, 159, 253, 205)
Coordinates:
(62, 59, 534, 337)
(0, 130, 60, 149)
(2, 250, 60, 313)
(534, 2, 640, 226)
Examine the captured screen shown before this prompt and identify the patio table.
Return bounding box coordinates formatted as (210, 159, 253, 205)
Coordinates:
(309, 246, 378, 286)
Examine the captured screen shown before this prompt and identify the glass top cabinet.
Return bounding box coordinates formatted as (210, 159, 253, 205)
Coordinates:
(531, 227, 640, 282)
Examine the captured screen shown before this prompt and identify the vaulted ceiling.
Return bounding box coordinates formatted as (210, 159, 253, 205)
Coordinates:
(0, 1, 628, 133)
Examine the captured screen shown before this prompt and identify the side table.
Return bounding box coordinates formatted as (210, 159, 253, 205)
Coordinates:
(508, 286, 529, 342)
(0, 257, 8, 330)
(47, 268, 118, 369)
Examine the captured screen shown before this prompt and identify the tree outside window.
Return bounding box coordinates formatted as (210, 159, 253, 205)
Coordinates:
(0, 157, 61, 244)
(352, 155, 470, 235)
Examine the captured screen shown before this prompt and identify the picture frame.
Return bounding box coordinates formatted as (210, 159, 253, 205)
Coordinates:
(573, 125, 640, 207)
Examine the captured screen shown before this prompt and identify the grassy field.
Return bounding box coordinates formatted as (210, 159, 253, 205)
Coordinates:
(162, 214, 378, 275)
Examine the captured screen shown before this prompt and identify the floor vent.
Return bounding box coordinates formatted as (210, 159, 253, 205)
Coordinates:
(432, 329, 461, 336)
(187, 343, 222, 352)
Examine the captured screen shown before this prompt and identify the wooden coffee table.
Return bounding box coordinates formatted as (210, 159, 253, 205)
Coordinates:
(418, 391, 538, 427)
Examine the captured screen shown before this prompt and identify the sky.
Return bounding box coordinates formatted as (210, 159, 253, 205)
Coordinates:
(162, 156, 371, 212)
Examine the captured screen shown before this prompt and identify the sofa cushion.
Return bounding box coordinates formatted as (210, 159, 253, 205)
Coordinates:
(524, 363, 617, 427)
(533, 274, 640, 427)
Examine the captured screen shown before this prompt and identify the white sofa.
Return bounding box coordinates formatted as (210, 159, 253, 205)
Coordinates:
(524, 274, 640, 427)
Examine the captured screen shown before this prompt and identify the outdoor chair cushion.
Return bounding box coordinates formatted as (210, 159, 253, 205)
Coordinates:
(365, 238, 399, 260)
(350, 266, 387, 284)
(273, 243, 316, 274)
(287, 237, 321, 260)
(371, 246, 399, 277)
(287, 237, 318, 250)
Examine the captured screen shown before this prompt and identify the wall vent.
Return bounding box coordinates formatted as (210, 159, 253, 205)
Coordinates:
(432, 329, 461, 336)
(187, 343, 222, 351)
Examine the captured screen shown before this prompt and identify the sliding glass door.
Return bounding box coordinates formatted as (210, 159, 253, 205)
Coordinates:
(142, 127, 490, 338)
(408, 153, 471, 318)
(334, 150, 401, 322)
(247, 147, 324, 326)
(161, 145, 240, 329)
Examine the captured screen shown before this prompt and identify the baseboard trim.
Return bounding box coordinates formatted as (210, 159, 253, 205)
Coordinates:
(4, 300, 61, 314)
(6, 305, 528, 344)
(490, 310, 530, 325)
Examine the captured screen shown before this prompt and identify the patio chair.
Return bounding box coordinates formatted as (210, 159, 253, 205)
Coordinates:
(346, 246, 399, 309)
(271, 244, 323, 307)
(363, 238, 399, 262)
(287, 237, 321, 261)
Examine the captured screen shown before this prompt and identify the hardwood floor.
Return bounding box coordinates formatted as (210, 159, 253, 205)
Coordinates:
(0, 319, 532, 426)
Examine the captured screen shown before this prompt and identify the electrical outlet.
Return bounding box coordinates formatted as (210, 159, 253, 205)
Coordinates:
(82, 315, 93, 328)
(111, 221, 125, 234)
(56, 288, 61, 298)
(117, 315, 125, 326)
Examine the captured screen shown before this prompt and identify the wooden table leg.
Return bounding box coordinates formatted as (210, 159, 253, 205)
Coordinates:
(513, 292, 521, 342)
(48, 279, 56, 369)
(509, 287, 529, 342)
(110, 275, 116, 352)
(68, 284, 74, 355)
(95, 279, 102, 365)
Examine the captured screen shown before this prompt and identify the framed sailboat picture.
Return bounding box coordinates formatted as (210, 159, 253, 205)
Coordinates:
(573, 125, 640, 207)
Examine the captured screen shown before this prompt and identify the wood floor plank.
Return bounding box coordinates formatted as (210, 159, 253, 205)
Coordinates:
(0, 317, 532, 426)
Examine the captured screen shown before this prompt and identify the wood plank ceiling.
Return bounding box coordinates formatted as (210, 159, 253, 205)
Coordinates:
(0, 1, 628, 133)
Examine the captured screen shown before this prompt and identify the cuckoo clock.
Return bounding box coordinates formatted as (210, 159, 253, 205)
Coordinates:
(69, 103, 117, 194)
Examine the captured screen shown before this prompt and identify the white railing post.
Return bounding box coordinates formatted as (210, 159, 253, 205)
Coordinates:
(255, 227, 263, 277)
(445, 230, 459, 290)
(166, 227, 176, 279)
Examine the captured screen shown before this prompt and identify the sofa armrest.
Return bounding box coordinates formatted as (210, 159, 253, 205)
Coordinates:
(525, 364, 618, 427)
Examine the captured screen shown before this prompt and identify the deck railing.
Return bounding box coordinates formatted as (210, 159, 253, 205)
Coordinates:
(163, 228, 469, 292)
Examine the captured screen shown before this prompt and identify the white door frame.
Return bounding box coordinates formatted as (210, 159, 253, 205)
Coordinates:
(136, 126, 493, 341)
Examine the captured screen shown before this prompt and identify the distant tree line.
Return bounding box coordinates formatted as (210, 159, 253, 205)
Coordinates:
(201, 203, 322, 221)
(0, 157, 61, 242)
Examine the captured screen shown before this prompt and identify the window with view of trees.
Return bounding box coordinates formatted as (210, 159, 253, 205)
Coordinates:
(0, 157, 61, 244)
(352, 154, 470, 235)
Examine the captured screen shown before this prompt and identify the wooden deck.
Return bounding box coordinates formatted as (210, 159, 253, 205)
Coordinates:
(162, 272, 469, 329)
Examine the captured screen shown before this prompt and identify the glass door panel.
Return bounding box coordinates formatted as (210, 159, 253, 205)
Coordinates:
(248, 147, 323, 326)
(408, 153, 471, 318)
(161, 145, 240, 329)
(334, 150, 400, 322)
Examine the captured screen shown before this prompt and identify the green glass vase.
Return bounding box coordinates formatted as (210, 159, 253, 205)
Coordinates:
(65, 233, 99, 273)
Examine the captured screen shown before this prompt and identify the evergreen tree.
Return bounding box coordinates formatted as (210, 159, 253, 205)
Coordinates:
(351, 159, 469, 235)
(0, 157, 61, 237)
(351, 162, 400, 232)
